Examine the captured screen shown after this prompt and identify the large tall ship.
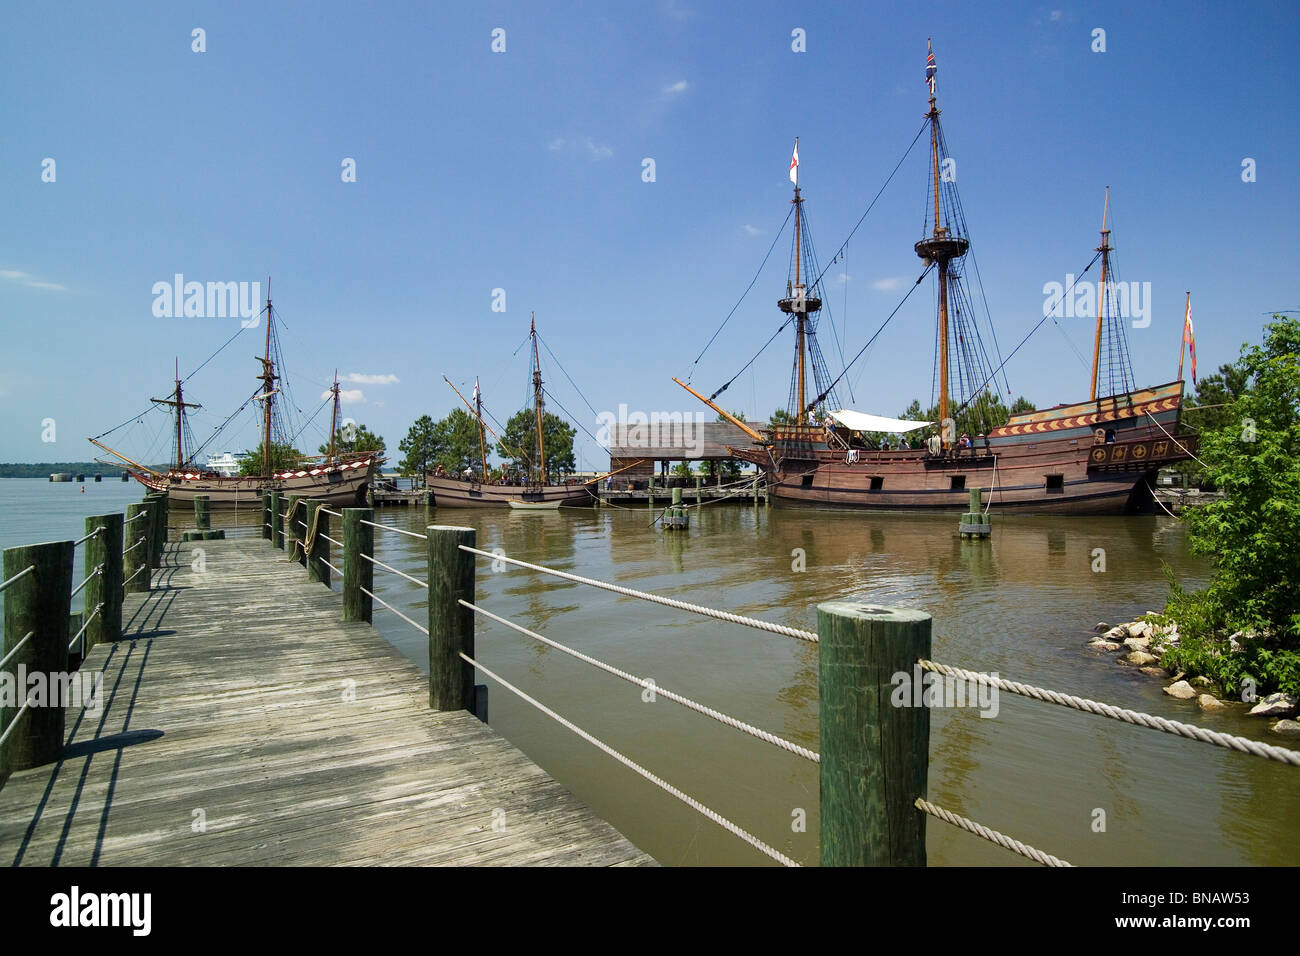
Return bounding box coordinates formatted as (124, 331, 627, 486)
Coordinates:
(426, 315, 595, 508)
(679, 43, 1194, 515)
(90, 289, 381, 508)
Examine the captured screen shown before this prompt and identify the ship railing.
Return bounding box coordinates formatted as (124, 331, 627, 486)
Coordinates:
(257, 497, 1300, 867)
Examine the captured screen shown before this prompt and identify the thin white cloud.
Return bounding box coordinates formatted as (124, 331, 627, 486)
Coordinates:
(1, 268, 67, 292)
(664, 80, 689, 95)
(547, 137, 565, 151)
(584, 138, 613, 160)
(872, 276, 907, 292)
(343, 373, 399, 385)
(838, 272, 852, 284)
(323, 388, 365, 404)
(744, 224, 761, 236)
(1049, 9, 1063, 21)
(547, 136, 613, 162)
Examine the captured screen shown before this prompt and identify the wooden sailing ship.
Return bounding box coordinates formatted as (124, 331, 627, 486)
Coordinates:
(90, 289, 381, 508)
(426, 315, 595, 508)
(679, 42, 1194, 515)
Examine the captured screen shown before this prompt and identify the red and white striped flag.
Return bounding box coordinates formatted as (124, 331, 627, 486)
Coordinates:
(1182, 294, 1198, 385)
(789, 139, 799, 185)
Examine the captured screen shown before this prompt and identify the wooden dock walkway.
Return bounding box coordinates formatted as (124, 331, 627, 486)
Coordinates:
(0, 536, 654, 866)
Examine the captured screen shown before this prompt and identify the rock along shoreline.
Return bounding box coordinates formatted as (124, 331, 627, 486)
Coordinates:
(1087, 618, 1300, 737)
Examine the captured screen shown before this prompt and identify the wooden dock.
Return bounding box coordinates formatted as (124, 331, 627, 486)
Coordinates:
(0, 536, 654, 866)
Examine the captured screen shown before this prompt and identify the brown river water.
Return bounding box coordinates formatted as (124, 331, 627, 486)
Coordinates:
(5, 480, 1296, 865)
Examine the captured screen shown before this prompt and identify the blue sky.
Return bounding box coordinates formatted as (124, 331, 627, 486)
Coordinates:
(3, 1, 1297, 470)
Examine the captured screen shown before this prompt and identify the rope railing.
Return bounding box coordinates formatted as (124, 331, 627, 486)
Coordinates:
(458, 545, 819, 644)
(461, 599, 818, 762)
(461, 650, 799, 867)
(69, 564, 103, 600)
(318, 532, 342, 547)
(321, 557, 342, 576)
(123, 536, 146, 555)
(359, 520, 429, 541)
(361, 553, 427, 589)
(918, 660, 1300, 766)
(320, 507, 343, 519)
(124, 510, 149, 524)
(0, 693, 37, 749)
(359, 585, 429, 635)
(0, 565, 36, 594)
(0, 631, 35, 672)
(914, 798, 1072, 867)
(123, 565, 146, 587)
(72, 526, 106, 547)
(68, 603, 103, 653)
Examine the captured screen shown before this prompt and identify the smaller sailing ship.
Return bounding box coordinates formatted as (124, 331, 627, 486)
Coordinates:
(426, 315, 595, 508)
(90, 288, 382, 507)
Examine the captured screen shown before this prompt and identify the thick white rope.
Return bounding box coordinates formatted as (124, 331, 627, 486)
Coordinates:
(122, 565, 146, 587)
(72, 526, 106, 547)
(124, 511, 149, 524)
(914, 798, 1072, 867)
(68, 603, 104, 653)
(462, 651, 799, 867)
(320, 507, 343, 518)
(459, 545, 818, 644)
(0, 632, 35, 671)
(360, 520, 429, 541)
(359, 585, 429, 635)
(318, 532, 342, 547)
(1146, 411, 1208, 468)
(1146, 479, 1180, 518)
(0, 565, 36, 594)
(0, 693, 37, 748)
(321, 557, 342, 576)
(69, 564, 103, 599)
(461, 599, 818, 762)
(919, 660, 1300, 766)
(361, 553, 428, 589)
(123, 536, 146, 555)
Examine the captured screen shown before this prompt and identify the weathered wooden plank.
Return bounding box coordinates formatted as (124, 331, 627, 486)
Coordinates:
(0, 537, 654, 867)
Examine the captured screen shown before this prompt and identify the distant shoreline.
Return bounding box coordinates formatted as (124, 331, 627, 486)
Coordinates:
(0, 463, 135, 479)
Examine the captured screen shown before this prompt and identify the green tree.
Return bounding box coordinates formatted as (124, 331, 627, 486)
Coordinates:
(1010, 396, 1036, 415)
(769, 408, 795, 425)
(238, 442, 304, 476)
(1182, 315, 1300, 642)
(1179, 362, 1250, 487)
(497, 410, 575, 483)
(433, 408, 487, 476)
(398, 415, 437, 483)
(319, 422, 384, 457)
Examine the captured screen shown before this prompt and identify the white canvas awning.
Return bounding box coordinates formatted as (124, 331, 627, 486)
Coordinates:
(828, 409, 933, 433)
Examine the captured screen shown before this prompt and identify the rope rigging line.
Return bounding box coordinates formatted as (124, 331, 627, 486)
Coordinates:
(460, 651, 800, 866)
(459, 545, 818, 643)
(362, 553, 428, 589)
(709, 315, 795, 402)
(1145, 411, 1208, 469)
(359, 520, 428, 541)
(461, 599, 818, 762)
(915, 798, 1072, 867)
(686, 204, 795, 384)
(536, 333, 599, 418)
(917, 660, 1300, 766)
(813, 263, 934, 408)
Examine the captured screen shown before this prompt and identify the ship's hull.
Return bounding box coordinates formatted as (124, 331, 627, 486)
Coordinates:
(426, 475, 595, 508)
(752, 382, 1193, 516)
(134, 457, 379, 508)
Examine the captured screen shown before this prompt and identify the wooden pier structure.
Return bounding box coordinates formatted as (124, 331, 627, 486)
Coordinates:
(0, 533, 653, 866)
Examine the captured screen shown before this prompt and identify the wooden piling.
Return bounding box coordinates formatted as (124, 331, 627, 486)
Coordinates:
(695, 475, 702, 503)
(2, 541, 74, 773)
(194, 495, 211, 530)
(342, 507, 373, 623)
(958, 487, 991, 539)
(817, 601, 931, 867)
(261, 492, 273, 541)
(123, 503, 151, 594)
(426, 526, 475, 712)
(271, 491, 285, 549)
(305, 500, 329, 586)
(83, 513, 123, 649)
(145, 493, 167, 569)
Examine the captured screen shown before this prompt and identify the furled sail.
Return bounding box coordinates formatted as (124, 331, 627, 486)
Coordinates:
(827, 409, 933, 433)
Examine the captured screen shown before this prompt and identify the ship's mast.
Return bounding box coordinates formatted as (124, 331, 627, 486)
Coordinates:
(778, 137, 823, 424)
(1089, 188, 1112, 401)
(914, 40, 969, 441)
(794, 181, 807, 424)
(258, 280, 278, 478)
(531, 314, 546, 483)
(150, 356, 201, 472)
(475, 378, 488, 479)
(328, 369, 340, 461)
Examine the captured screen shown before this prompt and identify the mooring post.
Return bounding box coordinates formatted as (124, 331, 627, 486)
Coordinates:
(426, 525, 475, 712)
(147, 493, 168, 566)
(271, 491, 285, 549)
(285, 495, 304, 566)
(142, 495, 163, 573)
(342, 507, 373, 623)
(818, 602, 931, 867)
(958, 487, 990, 539)
(695, 474, 702, 503)
(752, 476, 759, 505)
(84, 513, 123, 648)
(305, 500, 329, 586)
(261, 492, 272, 541)
(2, 540, 74, 773)
(123, 503, 151, 593)
(194, 495, 211, 531)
